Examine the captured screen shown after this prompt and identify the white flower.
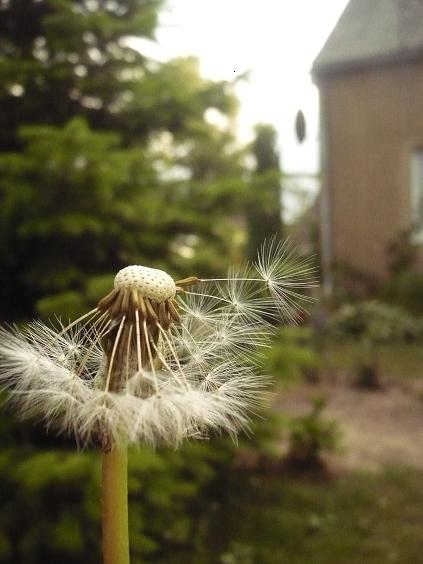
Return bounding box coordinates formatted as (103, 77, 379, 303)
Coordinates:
(0, 240, 316, 449)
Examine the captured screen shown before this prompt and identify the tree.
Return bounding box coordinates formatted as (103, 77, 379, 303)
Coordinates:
(0, 117, 159, 318)
(0, 3, 249, 320)
(246, 124, 283, 261)
(0, 0, 163, 149)
(0, 2, 237, 146)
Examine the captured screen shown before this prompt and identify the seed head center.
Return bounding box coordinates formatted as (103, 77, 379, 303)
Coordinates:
(114, 265, 176, 302)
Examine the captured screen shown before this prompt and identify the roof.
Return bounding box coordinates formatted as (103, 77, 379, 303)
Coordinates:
(312, 0, 423, 77)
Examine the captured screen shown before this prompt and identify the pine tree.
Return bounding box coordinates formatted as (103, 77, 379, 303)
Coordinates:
(0, 2, 248, 319)
(0, 0, 163, 149)
(246, 123, 283, 260)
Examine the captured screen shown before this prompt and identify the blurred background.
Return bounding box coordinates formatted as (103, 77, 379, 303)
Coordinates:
(1, 0, 423, 562)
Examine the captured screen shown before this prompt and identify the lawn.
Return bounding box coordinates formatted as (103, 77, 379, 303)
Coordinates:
(159, 339, 423, 564)
(166, 466, 423, 564)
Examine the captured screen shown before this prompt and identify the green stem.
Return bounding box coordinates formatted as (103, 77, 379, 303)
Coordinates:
(102, 445, 130, 564)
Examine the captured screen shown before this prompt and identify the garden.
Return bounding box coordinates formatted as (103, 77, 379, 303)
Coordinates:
(0, 1, 423, 563)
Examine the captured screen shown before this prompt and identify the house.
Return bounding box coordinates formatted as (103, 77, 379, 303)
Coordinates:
(312, 0, 423, 292)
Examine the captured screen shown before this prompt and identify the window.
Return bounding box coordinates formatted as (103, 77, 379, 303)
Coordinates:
(410, 149, 423, 242)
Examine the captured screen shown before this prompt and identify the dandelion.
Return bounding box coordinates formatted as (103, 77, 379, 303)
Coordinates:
(0, 238, 316, 564)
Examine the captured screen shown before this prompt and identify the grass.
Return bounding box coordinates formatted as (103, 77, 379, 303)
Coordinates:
(153, 338, 423, 563)
(165, 466, 423, 564)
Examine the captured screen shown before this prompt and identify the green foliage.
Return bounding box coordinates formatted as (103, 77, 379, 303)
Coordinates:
(0, 448, 99, 562)
(0, 117, 152, 317)
(324, 301, 423, 388)
(0, 1, 252, 321)
(0, 0, 163, 149)
(192, 467, 423, 564)
(85, 273, 116, 303)
(246, 124, 282, 260)
(318, 340, 423, 382)
(0, 431, 235, 563)
(386, 229, 417, 275)
(36, 291, 86, 320)
(0, 108, 251, 320)
(236, 410, 289, 461)
(380, 270, 423, 316)
(220, 542, 254, 564)
(129, 57, 238, 139)
(327, 300, 422, 344)
(286, 396, 340, 469)
(264, 327, 320, 384)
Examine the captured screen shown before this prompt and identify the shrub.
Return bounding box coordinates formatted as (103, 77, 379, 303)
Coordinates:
(264, 327, 320, 384)
(380, 270, 423, 316)
(327, 300, 422, 344)
(285, 396, 340, 469)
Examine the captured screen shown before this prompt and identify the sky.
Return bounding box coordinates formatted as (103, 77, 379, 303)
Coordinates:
(132, 0, 350, 218)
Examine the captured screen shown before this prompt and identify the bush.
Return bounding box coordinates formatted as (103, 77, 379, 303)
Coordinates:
(353, 360, 381, 389)
(380, 270, 423, 316)
(0, 410, 235, 563)
(285, 396, 340, 469)
(264, 327, 320, 384)
(327, 300, 422, 344)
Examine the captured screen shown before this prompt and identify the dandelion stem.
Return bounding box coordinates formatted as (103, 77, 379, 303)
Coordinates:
(102, 445, 130, 564)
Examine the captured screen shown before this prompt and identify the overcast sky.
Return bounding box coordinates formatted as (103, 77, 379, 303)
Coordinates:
(132, 0, 350, 219)
(151, 0, 350, 173)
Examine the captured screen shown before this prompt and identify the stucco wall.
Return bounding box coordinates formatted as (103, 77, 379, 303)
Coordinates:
(318, 60, 423, 278)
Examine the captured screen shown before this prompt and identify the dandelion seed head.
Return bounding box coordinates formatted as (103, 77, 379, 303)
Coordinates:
(0, 239, 316, 449)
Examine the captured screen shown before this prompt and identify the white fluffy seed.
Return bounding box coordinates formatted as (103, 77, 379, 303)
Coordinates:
(114, 265, 176, 302)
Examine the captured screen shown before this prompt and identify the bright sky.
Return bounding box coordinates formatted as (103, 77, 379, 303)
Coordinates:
(132, 0, 350, 218)
(155, 0, 350, 172)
